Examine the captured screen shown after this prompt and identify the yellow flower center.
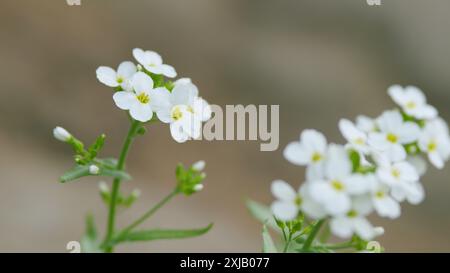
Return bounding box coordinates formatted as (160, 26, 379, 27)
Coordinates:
(347, 210, 358, 218)
(331, 180, 345, 191)
(428, 141, 437, 152)
(311, 152, 323, 163)
(391, 168, 401, 179)
(375, 191, 385, 199)
(294, 196, 302, 206)
(171, 106, 184, 121)
(136, 92, 150, 104)
(406, 101, 416, 109)
(117, 76, 124, 84)
(387, 133, 398, 143)
(355, 137, 365, 145)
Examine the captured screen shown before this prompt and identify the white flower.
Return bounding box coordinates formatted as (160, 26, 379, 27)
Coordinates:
(376, 157, 424, 204)
(155, 82, 211, 143)
(53, 126, 72, 142)
(368, 110, 420, 162)
(308, 145, 371, 216)
(418, 118, 450, 169)
(270, 180, 300, 221)
(98, 181, 109, 193)
(284, 129, 327, 173)
(388, 85, 438, 120)
(192, 160, 206, 172)
(132, 48, 177, 78)
(96, 61, 137, 91)
(339, 119, 370, 154)
(367, 175, 401, 219)
(89, 165, 100, 175)
(330, 196, 376, 241)
(113, 72, 169, 122)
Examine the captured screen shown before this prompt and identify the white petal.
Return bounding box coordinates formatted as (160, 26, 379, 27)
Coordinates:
(156, 108, 172, 123)
(283, 142, 311, 166)
(396, 162, 419, 182)
(192, 97, 212, 122)
(356, 115, 376, 133)
(271, 201, 298, 221)
(404, 182, 425, 205)
(388, 85, 406, 106)
(301, 130, 327, 153)
(345, 174, 371, 195)
(170, 82, 197, 106)
(113, 91, 136, 110)
(117, 61, 137, 78)
(170, 122, 189, 143)
(325, 192, 351, 216)
(330, 217, 353, 239)
(306, 163, 325, 181)
(271, 180, 297, 202)
(353, 218, 375, 241)
(129, 103, 153, 122)
(429, 152, 445, 169)
(132, 72, 153, 92)
(96, 66, 118, 87)
(374, 196, 401, 219)
(159, 64, 177, 78)
(397, 122, 420, 144)
(352, 195, 373, 216)
(405, 86, 426, 105)
(406, 156, 427, 176)
(149, 87, 171, 112)
(339, 119, 366, 143)
(325, 144, 352, 180)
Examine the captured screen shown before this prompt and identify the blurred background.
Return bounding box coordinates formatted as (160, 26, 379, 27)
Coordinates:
(0, 0, 449, 252)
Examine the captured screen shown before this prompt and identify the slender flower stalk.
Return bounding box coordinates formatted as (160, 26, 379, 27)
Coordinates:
(103, 120, 140, 252)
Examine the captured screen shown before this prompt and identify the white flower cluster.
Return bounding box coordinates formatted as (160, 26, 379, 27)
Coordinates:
(96, 48, 212, 142)
(272, 85, 450, 241)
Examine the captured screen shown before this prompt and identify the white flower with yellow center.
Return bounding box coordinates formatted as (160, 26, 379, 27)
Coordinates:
(308, 145, 371, 216)
(388, 85, 438, 120)
(375, 156, 424, 205)
(113, 72, 168, 122)
(154, 81, 211, 143)
(96, 61, 137, 91)
(368, 110, 420, 162)
(339, 119, 370, 154)
(366, 175, 401, 219)
(132, 48, 177, 78)
(418, 118, 450, 169)
(270, 180, 301, 221)
(330, 197, 377, 241)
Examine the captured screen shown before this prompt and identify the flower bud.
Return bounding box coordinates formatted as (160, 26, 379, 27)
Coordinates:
(98, 181, 109, 193)
(53, 126, 71, 142)
(373, 226, 385, 237)
(192, 160, 206, 172)
(193, 184, 204, 192)
(89, 165, 100, 175)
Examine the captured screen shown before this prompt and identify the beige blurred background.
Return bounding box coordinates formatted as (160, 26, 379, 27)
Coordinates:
(0, 0, 449, 252)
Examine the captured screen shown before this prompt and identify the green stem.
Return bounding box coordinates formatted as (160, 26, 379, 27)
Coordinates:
(323, 241, 355, 250)
(103, 120, 140, 252)
(111, 189, 178, 245)
(283, 233, 292, 253)
(302, 219, 326, 251)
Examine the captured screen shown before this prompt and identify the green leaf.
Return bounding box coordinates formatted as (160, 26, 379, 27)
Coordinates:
(59, 165, 131, 183)
(115, 223, 213, 244)
(60, 165, 90, 183)
(262, 225, 277, 253)
(100, 168, 131, 181)
(246, 199, 278, 231)
(81, 214, 102, 253)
